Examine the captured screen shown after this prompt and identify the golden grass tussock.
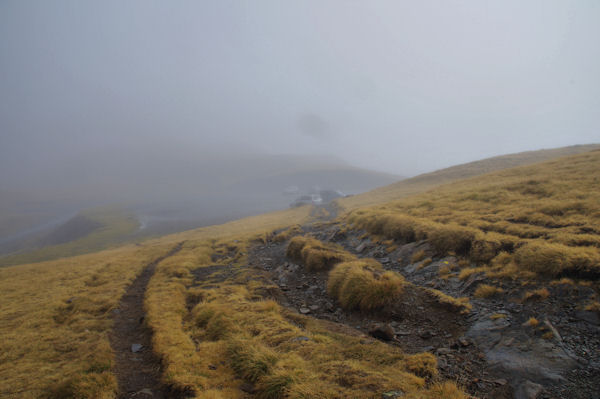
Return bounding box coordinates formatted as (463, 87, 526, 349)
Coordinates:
(0, 242, 173, 398)
(286, 235, 355, 271)
(411, 249, 427, 263)
(514, 241, 600, 277)
(271, 224, 303, 243)
(523, 288, 550, 302)
(474, 284, 504, 298)
(523, 317, 540, 327)
(585, 301, 600, 312)
(327, 259, 405, 311)
(346, 150, 600, 281)
(424, 288, 472, 314)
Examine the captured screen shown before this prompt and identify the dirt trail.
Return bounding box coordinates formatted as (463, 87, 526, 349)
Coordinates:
(109, 242, 184, 399)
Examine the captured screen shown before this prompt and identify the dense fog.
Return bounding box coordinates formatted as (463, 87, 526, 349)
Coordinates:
(1, 1, 599, 246)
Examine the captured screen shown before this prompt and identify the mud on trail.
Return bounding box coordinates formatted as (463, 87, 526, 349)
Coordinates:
(248, 211, 600, 399)
(109, 242, 184, 399)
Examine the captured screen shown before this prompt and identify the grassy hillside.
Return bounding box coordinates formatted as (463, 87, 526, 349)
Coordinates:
(349, 149, 600, 280)
(339, 144, 600, 211)
(0, 242, 174, 398)
(0, 207, 312, 398)
(0, 207, 140, 267)
(2, 145, 599, 398)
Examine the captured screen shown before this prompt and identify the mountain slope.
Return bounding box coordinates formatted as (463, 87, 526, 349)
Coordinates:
(2, 146, 599, 398)
(338, 144, 600, 211)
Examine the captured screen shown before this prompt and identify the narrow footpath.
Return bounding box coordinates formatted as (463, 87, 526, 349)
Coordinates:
(109, 242, 184, 398)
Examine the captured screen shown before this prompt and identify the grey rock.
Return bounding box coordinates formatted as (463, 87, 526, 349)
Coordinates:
(137, 388, 153, 396)
(382, 391, 404, 398)
(356, 242, 368, 253)
(515, 380, 543, 399)
(293, 336, 310, 342)
(131, 344, 143, 353)
(299, 307, 311, 314)
(436, 348, 453, 355)
(574, 310, 599, 326)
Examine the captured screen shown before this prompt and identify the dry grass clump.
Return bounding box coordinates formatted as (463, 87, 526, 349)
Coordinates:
(411, 249, 427, 263)
(523, 288, 550, 302)
(286, 236, 355, 271)
(523, 317, 539, 327)
(425, 288, 472, 314)
(514, 241, 600, 277)
(271, 225, 303, 243)
(474, 284, 504, 298)
(584, 301, 600, 312)
(327, 259, 405, 312)
(346, 151, 600, 281)
(490, 313, 508, 320)
(458, 266, 488, 281)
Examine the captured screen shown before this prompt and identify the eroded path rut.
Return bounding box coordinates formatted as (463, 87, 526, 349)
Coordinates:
(110, 242, 184, 399)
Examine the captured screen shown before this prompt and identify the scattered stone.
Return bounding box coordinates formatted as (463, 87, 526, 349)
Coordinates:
(299, 307, 311, 314)
(293, 336, 310, 342)
(436, 348, 453, 355)
(131, 344, 143, 353)
(575, 310, 600, 326)
(240, 382, 256, 394)
(369, 324, 395, 341)
(459, 337, 471, 347)
(137, 388, 153, 396)
(494, 378, 508, 386)
(515, 380, 543, 399)
(382, 391, 404, 398)
(356, 242, 368, 253)
(419, 331, 433, 339)
(380, 257, 391, 264)
(208, 364, 217, 370)
(309, 305, 320, 311)
(396, 330, 411, 336)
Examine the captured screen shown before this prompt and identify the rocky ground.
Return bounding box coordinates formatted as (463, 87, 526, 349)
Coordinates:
(248, 216, 600, 399)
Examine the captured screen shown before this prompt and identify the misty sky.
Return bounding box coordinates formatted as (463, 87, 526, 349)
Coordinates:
(1, 0, 599, 184)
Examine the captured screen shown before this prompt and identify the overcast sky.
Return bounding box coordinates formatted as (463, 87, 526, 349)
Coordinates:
(1, 0, 599, 180)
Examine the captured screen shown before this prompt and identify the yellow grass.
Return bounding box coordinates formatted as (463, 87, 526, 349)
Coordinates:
(145, 237, 465, 398)
(0, 242, 173, 398)
(286, 236, 355, 271)
(424, 289, 472, 314)
(523, 317, 540, 327)
(347, 150, 600, 280)
(585, 301, 600, 312)
(523, 288, 550, 301)
(474, 284, 504, 298)
(327, 259, 405, 311)
(338, 144, 600, 211)
(0, 206, 312, 399)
